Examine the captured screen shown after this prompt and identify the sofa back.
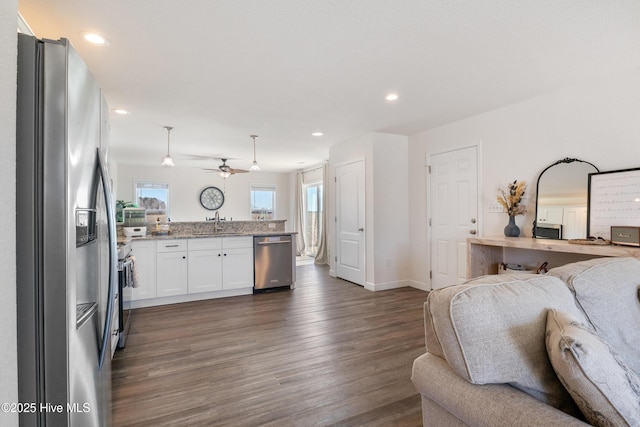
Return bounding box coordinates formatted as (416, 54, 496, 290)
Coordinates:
(425, 274, 584, 416)
(547, 257, 640, 375)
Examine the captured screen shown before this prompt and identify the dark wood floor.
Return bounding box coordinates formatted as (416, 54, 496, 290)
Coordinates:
(112, 264, 428, 426)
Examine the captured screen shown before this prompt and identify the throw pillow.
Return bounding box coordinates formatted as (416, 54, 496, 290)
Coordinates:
(545, 309, 640, 427)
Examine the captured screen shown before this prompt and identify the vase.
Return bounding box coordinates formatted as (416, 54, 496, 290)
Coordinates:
(504, 215, 520, 237)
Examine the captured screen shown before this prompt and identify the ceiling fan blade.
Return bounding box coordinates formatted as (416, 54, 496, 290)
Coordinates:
(229, 168, 249, 174)
(186, 154, 220, 161)
(186, 154, 240, 161)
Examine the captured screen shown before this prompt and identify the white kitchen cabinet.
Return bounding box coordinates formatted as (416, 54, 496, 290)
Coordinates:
(156, 240, 188, 297)
(130, 235, 254, 306)
(130, 240, 157, 300)
(537, 206, 563, 224)
(221, 237, 254, 290)
(187, 236, 253, 293)
(222, 246, 254, 290)
(188, 249, 223, 293)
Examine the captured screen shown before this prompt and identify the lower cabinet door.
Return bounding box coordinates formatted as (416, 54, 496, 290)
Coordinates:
(222, 247, 254, 290)
(130, 240, 157, 300)
(156, 251, 188, 297)
(188, 249, 223, 293)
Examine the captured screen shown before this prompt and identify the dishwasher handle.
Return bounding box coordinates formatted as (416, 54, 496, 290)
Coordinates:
(256, 240, 291, 245)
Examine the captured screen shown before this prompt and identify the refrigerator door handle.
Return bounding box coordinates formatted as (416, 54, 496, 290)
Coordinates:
(97, 148, 117, 369)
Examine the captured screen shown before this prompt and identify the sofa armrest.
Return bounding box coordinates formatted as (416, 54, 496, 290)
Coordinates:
(411, 353, 590, 427)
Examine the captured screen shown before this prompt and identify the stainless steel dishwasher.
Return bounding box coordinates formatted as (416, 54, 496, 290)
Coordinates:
(254, 235, 295, 291)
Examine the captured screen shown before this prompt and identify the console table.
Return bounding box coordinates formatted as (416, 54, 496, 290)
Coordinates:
(467, 236, 640, 279)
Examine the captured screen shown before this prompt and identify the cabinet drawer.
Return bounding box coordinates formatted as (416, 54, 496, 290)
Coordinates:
(188, 238, 222, 251)
(156, 239, 187, 252)
(222, 236, 253, 249)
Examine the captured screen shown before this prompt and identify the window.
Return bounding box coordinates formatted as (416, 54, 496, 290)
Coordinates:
(250, 185, 276, 220)
(134, 181, 170, 223)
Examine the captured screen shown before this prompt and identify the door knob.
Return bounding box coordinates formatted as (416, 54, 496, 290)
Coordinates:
(469, 230, 477, 235)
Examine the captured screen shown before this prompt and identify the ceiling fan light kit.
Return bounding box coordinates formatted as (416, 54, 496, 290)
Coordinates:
(203, 158, 249, 178)
(160, 126, 175, 167)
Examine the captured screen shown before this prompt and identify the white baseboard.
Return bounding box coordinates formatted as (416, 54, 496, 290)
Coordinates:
(130, 287, 254, 309)
(407, 280, 431, 292)
(364, 279, 413, 292)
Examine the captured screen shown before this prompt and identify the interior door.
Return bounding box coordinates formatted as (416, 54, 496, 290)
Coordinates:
(335, 160, 365, 286)
(429, 146, 479, 290)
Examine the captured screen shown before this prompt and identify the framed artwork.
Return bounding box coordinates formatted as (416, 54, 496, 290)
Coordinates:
(587, 167, 640, 239)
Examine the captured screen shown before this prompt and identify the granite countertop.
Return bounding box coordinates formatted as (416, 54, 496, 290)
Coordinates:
(117, 231, 296, 245)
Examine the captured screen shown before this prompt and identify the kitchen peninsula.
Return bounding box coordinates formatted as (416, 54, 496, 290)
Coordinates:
(118, 220, 296, 308)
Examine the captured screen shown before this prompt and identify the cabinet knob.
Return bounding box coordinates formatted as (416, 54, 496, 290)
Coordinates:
(182, 256, 186, 259)
(469, 229, 477, 235)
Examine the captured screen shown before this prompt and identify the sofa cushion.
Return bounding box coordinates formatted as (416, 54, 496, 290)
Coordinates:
(546, 309, 640, 426)
(426, 275, 585, 415)
(547, 257, 640, 375)
(424, 273, 547, 358)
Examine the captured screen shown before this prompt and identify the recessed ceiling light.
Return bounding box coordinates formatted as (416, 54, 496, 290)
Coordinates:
(311, 132, 324, 137)
(385, 93, 399, 101)
(82, 32, 110, 46)
(112, 109, 130, 115)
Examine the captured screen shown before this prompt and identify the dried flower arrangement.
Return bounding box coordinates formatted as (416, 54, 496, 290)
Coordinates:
(497, 180, 526, 216)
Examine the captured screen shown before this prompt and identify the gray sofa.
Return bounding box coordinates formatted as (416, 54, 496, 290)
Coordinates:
(411, 257, 640, 426)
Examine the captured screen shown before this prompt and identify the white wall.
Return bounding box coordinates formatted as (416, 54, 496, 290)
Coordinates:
(116, 165, 291, 225)
(408, 67, 640, 288)
(329, 132, 410, 290)
(1, 2, 19, 425)
(371, 133, 410, 288)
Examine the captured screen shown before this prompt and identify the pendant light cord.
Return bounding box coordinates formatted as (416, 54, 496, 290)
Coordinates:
(165, 126, 173, 155)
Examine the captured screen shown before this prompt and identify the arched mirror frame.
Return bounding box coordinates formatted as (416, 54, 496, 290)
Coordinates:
(533, 157, 599, 239)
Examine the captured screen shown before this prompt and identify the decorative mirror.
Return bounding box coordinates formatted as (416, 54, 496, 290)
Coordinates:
(533, 158, 599, 239)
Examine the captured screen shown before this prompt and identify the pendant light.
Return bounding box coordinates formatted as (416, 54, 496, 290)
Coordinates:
(249, 134, 260, 171)
(160, 126, 175, 167)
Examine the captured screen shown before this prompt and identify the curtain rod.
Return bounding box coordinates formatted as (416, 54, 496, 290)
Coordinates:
(301, 164, 325, 174)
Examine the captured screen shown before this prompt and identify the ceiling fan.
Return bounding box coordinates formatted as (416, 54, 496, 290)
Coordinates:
(202, 158, 249, 178)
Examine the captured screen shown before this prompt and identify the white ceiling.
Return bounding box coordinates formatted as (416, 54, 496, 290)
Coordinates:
(18, 0, 640, 173)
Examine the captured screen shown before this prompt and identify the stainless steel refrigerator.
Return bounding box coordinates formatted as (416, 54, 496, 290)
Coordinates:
(16, 34, 116, 426)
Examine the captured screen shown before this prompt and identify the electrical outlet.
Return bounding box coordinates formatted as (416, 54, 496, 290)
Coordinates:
(268, 222, 276, 229)
(488, 202, 505, 213)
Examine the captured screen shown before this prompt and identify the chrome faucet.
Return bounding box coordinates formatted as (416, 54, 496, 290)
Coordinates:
(214, 211, 221, 232)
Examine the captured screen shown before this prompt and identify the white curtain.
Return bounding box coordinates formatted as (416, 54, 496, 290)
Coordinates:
(294, 171, 306, 256)
(314, 163, 329, 265)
